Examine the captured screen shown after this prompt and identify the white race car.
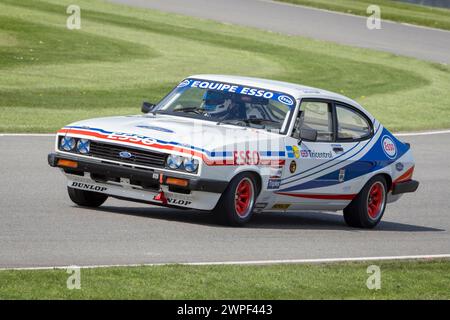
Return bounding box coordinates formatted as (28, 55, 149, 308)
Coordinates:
(48, 75, 419, 228)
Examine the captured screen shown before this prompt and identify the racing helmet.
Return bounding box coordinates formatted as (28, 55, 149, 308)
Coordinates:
(202, 90, 231, 115)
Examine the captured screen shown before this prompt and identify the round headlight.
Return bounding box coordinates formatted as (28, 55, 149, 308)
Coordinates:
(167, 155, 183, 169)
(76, 139, 90, 154)
(183, 158, 199, 172)
(60, 136, 76, 151)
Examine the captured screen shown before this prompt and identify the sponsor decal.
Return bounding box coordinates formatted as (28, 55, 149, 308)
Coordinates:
(292, 145, 300, 159)
(185, 80, 295, 106)
(119, 151, 133, 159)
(269, 166, 283, 179)
(382, 135, 397, 159)
(396, 162, 404, 171)
(267, 178, 281, 190)
(167, 198, 192, 206)
(286, 145, 294, 158)
(289, 160, 297, 173)
(233, 150, 260, 165)
(254, 202, 268, 209)
(177, 79, 190, 88)
(338, 169, 346, 182)
(136, 125, 174, 133)
(272, 203, 291, 210)
(299, 149, 332, 159)
(107, 132, 157, 146)
(71, 181, 107, 192)
(277, 95, 294, 106)
(164, 192, 192, 206)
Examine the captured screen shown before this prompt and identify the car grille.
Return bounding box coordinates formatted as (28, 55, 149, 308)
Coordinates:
(89, 141, 167, 168)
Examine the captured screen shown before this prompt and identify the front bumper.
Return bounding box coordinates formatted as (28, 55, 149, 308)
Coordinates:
(392, 179, 419, 195)
(48, 153, 228, 194)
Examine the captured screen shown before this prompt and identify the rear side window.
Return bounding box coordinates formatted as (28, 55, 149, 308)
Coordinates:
(336, 105, 371, 140)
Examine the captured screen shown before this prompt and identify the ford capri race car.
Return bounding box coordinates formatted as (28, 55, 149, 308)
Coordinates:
(48, 75, 419, 228)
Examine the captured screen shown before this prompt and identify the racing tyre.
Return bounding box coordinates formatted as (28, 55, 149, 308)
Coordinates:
(67, 187, 108, 207)
(214, 173, 258, 226)
(343, 175, 387, 229)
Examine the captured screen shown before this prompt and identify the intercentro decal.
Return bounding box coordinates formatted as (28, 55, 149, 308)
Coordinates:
(300, 150, 333, 159)
(179, 79, 296, 106)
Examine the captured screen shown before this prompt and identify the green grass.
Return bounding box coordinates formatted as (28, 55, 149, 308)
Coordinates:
(0, 0, 449, 132)
(277, 0, 450, 30)
(0, 259, 449, 299)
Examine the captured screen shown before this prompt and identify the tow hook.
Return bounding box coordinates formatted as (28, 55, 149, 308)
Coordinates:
(153, 190, 167, 205)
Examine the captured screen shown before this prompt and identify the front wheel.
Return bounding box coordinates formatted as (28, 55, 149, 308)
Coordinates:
(67, 187, 108, 207)
(343, 175, 387, 229)
(214, 173, 258, 226)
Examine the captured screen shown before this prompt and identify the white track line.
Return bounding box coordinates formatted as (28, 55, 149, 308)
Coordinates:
(395, 129, 450, 137)
(260, 0, 450, 34)
(2, 129, 450, 137)
(1, 254, 449, 271)
(0, 133, 54, 137)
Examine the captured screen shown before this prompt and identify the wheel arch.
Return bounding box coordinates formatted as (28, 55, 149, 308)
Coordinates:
(352, 170, 393, 197)
(229, 169, 262, 196)
(378, 173, 393, 191)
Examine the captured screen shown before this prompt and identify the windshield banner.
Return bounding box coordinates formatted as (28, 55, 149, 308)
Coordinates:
(177, 79, 296, 107)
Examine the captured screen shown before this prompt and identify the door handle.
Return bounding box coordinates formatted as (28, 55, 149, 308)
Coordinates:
(333, 147, 344, 153)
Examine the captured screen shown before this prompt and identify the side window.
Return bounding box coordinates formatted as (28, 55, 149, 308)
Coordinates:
(292, 101, 333, 142)
(336, 105, 371, 140)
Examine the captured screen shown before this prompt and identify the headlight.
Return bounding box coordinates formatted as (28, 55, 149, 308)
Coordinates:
(183, 158, 199, 172)
(60, 136, 76, 151)
(76, 139, 90, 154)
(167, 155, 183, 169)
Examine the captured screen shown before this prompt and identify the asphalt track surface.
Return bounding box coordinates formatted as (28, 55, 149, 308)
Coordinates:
(110, 0, 450, 64)
(1, 1, 449, 268)
(0, 133, 449, 268)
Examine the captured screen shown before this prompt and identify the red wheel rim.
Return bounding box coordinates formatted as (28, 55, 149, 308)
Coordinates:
(235, 178, 254, 217)
(367, 182, 385, 219)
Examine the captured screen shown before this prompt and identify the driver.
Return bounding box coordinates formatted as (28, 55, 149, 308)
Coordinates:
(201, 90, 232, 118)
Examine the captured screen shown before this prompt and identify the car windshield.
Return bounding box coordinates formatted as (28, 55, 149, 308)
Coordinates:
(152, 79, 296, 134)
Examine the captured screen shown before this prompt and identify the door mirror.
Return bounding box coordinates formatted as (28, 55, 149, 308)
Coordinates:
(142, 101, 156, 113)
(299, 128, 318, 142)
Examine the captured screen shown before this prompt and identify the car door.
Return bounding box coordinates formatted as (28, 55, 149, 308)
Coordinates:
(276, 99, 356, 210)
(332, 102, 374, 194)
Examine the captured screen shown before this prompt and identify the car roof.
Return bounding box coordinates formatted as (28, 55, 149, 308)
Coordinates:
(189, 74, 373, 119)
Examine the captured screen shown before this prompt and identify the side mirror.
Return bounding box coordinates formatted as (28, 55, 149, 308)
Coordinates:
(299, 128, 318, 142)
(142, 101, 156, 113)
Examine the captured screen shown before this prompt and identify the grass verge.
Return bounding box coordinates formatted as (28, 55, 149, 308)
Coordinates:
(276, 0, 450, 30)
(0, 259, 449, 299)
(0, 0, 449, 132)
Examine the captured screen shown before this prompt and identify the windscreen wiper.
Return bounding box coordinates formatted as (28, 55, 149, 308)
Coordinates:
(217, 118, 279, 126)
(174, 107, 205, 114)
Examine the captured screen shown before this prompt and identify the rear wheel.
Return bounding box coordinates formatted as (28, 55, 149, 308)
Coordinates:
(343, 175, 387, 228)
(67, 187, 108, 207)
(214, 173, 257, 226)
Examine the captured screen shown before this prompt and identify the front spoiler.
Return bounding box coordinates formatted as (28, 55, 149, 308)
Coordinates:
(48, 153, 228, 193)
